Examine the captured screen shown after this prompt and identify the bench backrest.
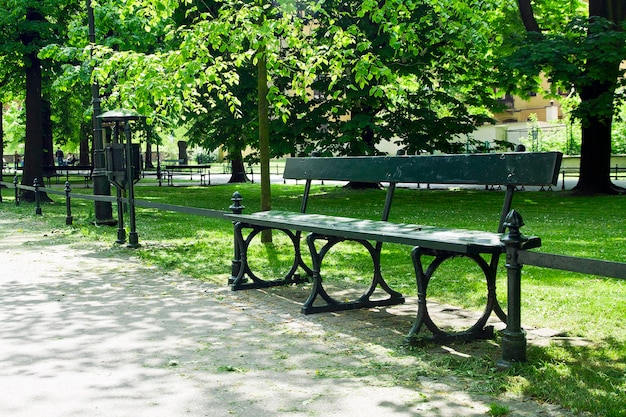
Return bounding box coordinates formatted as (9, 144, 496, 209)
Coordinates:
(284, 152, 563, 233)
(284, 152, 562, 186)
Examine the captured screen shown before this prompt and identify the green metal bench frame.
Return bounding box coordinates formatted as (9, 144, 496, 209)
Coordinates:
(226, 152, 562, 352)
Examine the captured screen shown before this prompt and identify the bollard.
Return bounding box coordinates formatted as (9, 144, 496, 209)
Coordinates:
(14, 176, 19, 206)
(497, 210, 528, 369)
(33, 178, 42, 215)
(65, 181, 73, 225)
(228, 191, 245, 285)
(115, 188, 126, 244)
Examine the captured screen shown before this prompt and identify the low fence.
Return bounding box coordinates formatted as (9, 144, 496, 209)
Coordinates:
(560, 164, 626, 189)
(0, 177, 227, 229)
(2, 176, 625, 283)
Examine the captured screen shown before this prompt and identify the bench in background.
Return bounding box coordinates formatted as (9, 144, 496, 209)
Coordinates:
(164, 164, 212, 186)
(43, 165, 94, 187)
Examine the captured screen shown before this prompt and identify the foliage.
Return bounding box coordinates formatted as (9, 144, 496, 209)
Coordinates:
(517, 113, 579, 155)
(612, 103, 626, 154)
(504, 15, 626, 124)
(193, 149, 217, 164)
(86, 0, 515, 158)
(1, 102, 26, 152)
(296, 0, 503, 155)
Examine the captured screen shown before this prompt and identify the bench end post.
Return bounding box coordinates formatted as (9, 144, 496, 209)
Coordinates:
(498, 209, 528, 368)
(229, 192, 245, 284)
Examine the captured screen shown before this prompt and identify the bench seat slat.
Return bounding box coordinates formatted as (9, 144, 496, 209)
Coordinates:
(226, 211, 539, 254)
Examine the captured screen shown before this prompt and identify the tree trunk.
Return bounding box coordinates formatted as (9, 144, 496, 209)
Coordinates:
(20, 8, 49, 202)
(80, 135, 90, 165)
(144, 142, 153, 169)
(577, 120, 616, 194)
(21, 50, 49, 202)
(575, 76, 623, 194)
(517, 0, 541, 32)
(574, 0, 624, 194)
(228, 151, 249, 183)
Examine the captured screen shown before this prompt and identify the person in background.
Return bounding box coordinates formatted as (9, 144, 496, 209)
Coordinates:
(55, 148, 65, 166)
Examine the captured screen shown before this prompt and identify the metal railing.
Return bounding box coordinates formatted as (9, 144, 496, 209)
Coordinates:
(560, 164, 626, 189)
(0, 177, 227, 246)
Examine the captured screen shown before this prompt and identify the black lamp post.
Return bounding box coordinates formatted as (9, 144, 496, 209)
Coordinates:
(98, 109, 144, 248)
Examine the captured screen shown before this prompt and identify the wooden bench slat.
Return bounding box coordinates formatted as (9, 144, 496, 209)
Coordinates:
(284, 152, 562, 186)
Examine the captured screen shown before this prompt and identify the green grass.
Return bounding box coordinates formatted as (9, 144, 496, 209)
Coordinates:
(1, 182, 625, 416)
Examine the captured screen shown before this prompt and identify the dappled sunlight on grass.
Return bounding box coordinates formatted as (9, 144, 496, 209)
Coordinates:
(517, 340, 626, 417)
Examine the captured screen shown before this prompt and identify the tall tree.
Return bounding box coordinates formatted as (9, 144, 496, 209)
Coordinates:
(513, 0, 626, 194)
(20, 7, 47, 200)
(0, 0, 81, 201)
(89, 0, 524, 190)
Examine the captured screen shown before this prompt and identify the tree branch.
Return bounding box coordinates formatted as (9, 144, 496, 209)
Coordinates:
(517, 0, 541, 33)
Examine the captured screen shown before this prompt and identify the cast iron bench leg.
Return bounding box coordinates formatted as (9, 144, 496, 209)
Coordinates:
(405, 247, 499, 344)
(302, 234, 405, 314)
(229, 222, 308, 290)
(357, 241, 404, 304)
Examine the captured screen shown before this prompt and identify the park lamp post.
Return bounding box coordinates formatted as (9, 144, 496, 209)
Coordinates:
(98, 109, 144, 248)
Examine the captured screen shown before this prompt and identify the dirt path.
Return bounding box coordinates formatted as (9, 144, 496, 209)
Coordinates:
(0, 213, 574, 417)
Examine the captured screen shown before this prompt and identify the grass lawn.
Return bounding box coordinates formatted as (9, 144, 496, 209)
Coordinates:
(2, 182, 625, 416)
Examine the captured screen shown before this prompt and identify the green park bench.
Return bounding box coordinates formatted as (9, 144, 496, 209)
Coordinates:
(164, 164, 211, 186)
(42, 165, 94, 187)
(226, 152, 562, 355)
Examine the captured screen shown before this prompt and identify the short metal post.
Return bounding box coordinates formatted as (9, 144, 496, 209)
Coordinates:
(498, 210, 527, 368)
(125, 123, 139, 248)
(228, 191, 245, 284)
(115, 188, 126, 244)
(14, 176, 19, 206)
(33, 178, 42, 215)
(65, 181, 73, 225)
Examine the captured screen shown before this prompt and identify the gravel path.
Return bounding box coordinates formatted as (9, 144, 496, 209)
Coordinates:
(0, 213, 575, 417)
